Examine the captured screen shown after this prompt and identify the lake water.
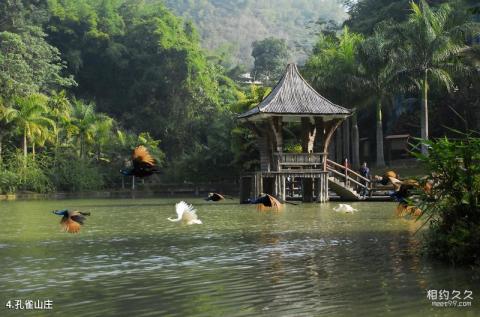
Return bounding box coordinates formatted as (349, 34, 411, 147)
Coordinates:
(0, 198, 478, 316)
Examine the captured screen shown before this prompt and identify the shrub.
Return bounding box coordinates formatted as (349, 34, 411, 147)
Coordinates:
(49, 152, 104, 192)
(5, 152, 53, 193)
(414, 133, 480, 266)
(0, 170, 19, 194)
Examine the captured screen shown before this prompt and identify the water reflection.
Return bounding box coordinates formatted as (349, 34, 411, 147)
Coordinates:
(0, 199, 478, 317)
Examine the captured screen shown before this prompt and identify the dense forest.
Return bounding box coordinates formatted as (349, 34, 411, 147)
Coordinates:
(0, 0, 479, 196)
(0, 0, 478, 266)
(305, 0, 480, 166)
(162, 0, 348, 67)
(0, 0, 243, 194)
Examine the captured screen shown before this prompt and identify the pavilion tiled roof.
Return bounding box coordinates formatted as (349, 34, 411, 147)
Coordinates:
(238, 64, 351, 119)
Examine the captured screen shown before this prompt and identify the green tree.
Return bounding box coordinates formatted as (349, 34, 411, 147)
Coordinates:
(251, 37, 289, 85)
(9, 93, 54, 159)
(0, 103, 18, 163)
(70, 100, 98, 159)
(231, 85, 272, 172)
(92, 113, 114, 161)
(415, 132, 480, 265)
(304, 27, 364, 166)
(343, 0, 411, 35)
(356, 30, 395, 167)
(46, 0, 227, 166)
(392, 0, 470, 155)
(0, 27, 75, 99)
(48, 90, 72, 149)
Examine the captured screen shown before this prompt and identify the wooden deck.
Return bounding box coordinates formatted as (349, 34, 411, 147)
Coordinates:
(240, 153, 392, 203)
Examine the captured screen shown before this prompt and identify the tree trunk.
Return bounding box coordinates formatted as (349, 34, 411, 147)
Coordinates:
(421, 71, 429, 155)
(343, 118, 350, 162)
(23, 128, 28, 158)
(351, 112, 360, 170)
(80, 136, 84, 159)
(54, 133, 59, 166)
(0, 136, 3, 165)
(376, 100, 385, 167)
(335, 124, 342, 162)
(32, 142, 35, 160)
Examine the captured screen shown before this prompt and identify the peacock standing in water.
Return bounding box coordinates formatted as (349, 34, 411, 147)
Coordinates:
(53, 209, 91, 233)
(120, 146, 158, 178)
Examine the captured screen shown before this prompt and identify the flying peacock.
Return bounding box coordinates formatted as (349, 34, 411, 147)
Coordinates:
(205, 192, 225, 201)
(248, 194, 283, 211)
(120, 146, 158, 178)
(391, 179, 433, 217)
(53, 209, 91, 233)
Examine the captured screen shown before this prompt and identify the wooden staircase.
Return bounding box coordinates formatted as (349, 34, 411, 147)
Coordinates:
(326, 159, 370, 201)
(260, 153, 375, 201)
(328, 177, 362, 200)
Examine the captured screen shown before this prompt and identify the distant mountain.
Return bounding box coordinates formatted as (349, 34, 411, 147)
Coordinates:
(161, 0, 347, 68)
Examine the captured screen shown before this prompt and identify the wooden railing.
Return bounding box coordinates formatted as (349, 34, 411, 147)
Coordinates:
(326, 159, 371, 190)
(272, 153, 371, 192)
(274, 152, 326, 170)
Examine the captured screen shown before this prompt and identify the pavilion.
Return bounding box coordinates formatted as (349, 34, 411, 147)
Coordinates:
(238, 63, 366, 202)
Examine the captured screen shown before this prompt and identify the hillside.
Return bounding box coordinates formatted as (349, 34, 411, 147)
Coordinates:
(161, 0, 348, 67)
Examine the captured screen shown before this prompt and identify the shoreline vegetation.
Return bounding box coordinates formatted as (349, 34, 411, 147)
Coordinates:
(1, 1, 479, 265)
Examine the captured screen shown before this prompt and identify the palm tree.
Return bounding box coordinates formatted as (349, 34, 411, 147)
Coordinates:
(47, 90, 73, 172)
(305, 27, 364, 167)
(0, 103, 17, 164)
(392, 0, 467, 155)
(93, 114, 114, 161)
(70, 100, 98, 159)
(48, 90, 72, 144)
(356, 30, 395, 167)
(9, 94, 55, 159)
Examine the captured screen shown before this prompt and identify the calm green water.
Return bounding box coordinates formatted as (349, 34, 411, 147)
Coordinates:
(0, 198, 478, 317)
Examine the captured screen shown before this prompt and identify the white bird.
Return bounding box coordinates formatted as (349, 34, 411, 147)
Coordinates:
(333, 204, 358, 213)
(168, 201, 202, 225)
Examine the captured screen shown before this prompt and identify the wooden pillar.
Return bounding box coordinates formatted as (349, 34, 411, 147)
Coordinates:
(335, 124, 342, 162)
(318, 173, 329, 202)
(314, 118, 325, 153)
(258, 132, 275, 172)
(240, 176, 252, 203)
(314, 178, 320, 202)
(328, 139, 335, 161)
(351, 111, 360, 170)
(281, 176, 286, 201)
(269, 117, 283, 153)
(263, 177, 274, 195)
(245, 121, 273, 172)
(343, 118, 350, 163)
(322, 119, 344, 171)
(253, 172, 263, 197)
(302, 178, 314, 202)
(274, 175, 279, 197)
